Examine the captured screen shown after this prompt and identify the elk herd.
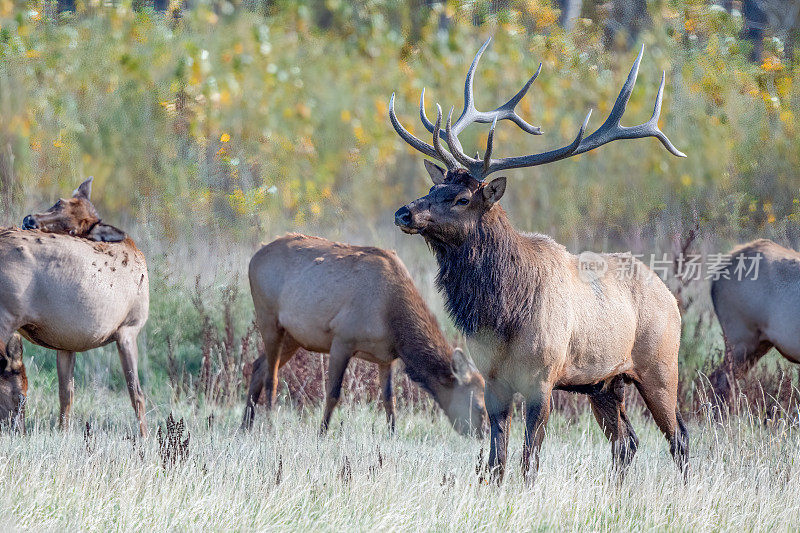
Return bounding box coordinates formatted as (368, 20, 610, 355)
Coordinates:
(2, 39, 799, 485)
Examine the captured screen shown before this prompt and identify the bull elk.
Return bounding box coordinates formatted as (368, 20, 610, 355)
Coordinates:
(709, 239, 800, 404)
(0, 178, 149, 435)
(242, 234, 488, 436)
(390, 39, 688, 483)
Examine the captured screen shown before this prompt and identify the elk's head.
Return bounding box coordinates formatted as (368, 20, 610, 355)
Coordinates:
(0, 334, 27, 433)
(22, 178, 127, 242)
(439, 348, 487, 437)
(390, 39, 685, 243)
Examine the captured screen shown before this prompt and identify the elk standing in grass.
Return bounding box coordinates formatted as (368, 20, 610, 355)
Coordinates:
(709, 239, 800, 404)
(242, 234, 488, 435)
(390, 39, 688, 482)
(0, 178, 149, 435)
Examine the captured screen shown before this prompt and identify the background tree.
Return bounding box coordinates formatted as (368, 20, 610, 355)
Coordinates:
(604, 0, 652, 49)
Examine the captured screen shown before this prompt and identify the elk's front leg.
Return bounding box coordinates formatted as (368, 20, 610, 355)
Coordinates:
(521, 384, 552, 486)
(56, 350, 76, 430)
(320, 340, 352, 434)
(484, 384, 513, 484)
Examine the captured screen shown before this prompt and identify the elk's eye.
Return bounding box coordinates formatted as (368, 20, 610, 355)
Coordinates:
(455, 198, 469, 206)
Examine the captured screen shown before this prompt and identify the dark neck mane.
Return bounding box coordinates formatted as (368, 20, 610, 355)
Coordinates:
(387, 285, 454, 397)
(428, 206, 548, 342)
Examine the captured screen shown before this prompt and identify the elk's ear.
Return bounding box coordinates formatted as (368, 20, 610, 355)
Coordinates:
(73, 177, 94, 200)
(5, 334, 24, 373)
(424, 160, 447, 185)
(1, 334, 23, 373)
(6, 335, 22, 362)
(451, 348, 477, 383)
(88, 223, 126, 243)
(482, 176, 506, 205)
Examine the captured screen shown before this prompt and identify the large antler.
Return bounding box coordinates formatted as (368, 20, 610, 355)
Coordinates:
(389, 38, 686, 180)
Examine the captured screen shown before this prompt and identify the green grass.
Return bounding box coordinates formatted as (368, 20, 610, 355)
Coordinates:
(1, 386, 799, 531)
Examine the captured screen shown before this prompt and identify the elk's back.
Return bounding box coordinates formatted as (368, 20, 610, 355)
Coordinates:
(711, 239, 800, 358)
(248, 234, 404, 353)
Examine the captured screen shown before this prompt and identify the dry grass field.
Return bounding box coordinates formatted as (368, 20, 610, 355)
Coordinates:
(0, 388, 798, 531)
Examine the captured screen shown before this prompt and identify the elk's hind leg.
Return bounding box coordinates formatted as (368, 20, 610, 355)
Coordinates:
(634, 373, 688, 480)
(708, 330, 771, 408)
(379, 361, 396, 433)
(116, 329, 148, 437)
(56, 350, 76, 430)
(589, 375, 639, 479)
(242, 316, 286, 430)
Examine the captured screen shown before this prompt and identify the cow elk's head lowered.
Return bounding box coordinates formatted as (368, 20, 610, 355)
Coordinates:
(391, 38, 685, 241)
(0, 333, 27, 433)
(439, 347, 486, 435)
(22, 177, 127, 242)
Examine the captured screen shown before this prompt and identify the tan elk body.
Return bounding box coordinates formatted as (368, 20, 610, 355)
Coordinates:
(0, 178, 149, 435)
(242, 234, 487, 435)
(390, 39, 688, 482)
(709, 239, 800, 401)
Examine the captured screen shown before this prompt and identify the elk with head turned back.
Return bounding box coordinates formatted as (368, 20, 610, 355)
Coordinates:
(0, 178, 149, 436)
(390, 38, 688, 484)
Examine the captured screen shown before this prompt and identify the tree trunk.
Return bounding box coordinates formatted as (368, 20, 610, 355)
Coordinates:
(57, 0, 75, 12)
(0, 143, 15, 225)
(604, 0, 651, 49)
(557, 0, 583, 30)
(742, 0, 767, 62)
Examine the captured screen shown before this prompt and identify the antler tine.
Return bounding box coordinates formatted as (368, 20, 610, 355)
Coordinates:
(419, 88, 436, 133)
(452, 37, 492, 132)
(572, 45, 687, 158)
(446, 106, 481, 169)
(421, 38, 543, 140)
(433, 105, 460, 169)
(389, 93, 459, 168)
(483, 117, 497, 176)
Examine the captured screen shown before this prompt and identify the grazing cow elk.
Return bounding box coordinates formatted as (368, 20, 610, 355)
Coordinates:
(242, 234, 488, 436)
(1, 178, 149, 435)
(390, 39, 687, 482)
(0, 333, 27, 433)
(709, 239, 800, 404)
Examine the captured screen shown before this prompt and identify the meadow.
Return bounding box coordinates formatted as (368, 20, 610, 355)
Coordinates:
(1, 1, 800, 530)
(1, 391, 799, 530)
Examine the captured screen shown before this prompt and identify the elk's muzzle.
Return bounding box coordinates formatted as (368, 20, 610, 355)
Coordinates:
(394, 206, 412, 228)
(21, 215, 38, 230)
(394, 205, 426, 234)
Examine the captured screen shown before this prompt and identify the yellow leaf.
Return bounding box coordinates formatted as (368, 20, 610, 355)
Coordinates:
(220, 133, 231, 143)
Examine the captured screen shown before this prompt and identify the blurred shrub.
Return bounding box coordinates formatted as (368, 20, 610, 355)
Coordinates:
(0, 1, 796, 247)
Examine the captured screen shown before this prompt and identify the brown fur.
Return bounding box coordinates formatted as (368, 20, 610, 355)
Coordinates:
(395, 165, 688, 483)
(0, 179, 149, 436)
(242, 234, 488, 435)
(709, 239, 800, 404)
(0, 333, 27, 433)
(21, 177, 127, 243)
